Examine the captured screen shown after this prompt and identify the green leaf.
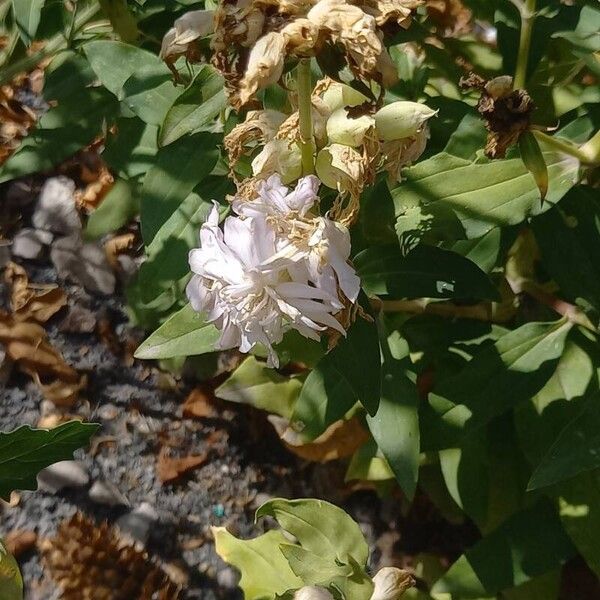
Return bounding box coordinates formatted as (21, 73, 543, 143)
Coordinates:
(532, 186, 600, 318)
(213, 527, 302, 599)
(557, 470, 600, 578)
(292, 315, 381, 440)
(160, 66, 227, 146)
(393, 143, 580, 240)
(430, 320, 572, 440)
(134, 303, 219, 360)
(431, 500, 576, 598)
(503, 571, 561, 600)
(366, 360, 420, 500)
(552, 5, 600, 52)
(256, 498, 369, 566)
(354, 244, 499, 301)
(279, 544, 353, 584)
(84, 179, 139, 240)
(0, 422, 100, 500)
(215, 357, 303, 420)
(98, 0, 138, 43)
(140, 132, 220, 245)
(346, 439, 395, 482)
(446, 228, 501, 274)
(528, 392, 600, 490)
(0, 540, 23, 600)
(11, 0, 44, 40)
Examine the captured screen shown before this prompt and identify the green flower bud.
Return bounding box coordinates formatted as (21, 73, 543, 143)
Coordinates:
(374, 101, 437, 142)
(321, 82, 369, 112)
(252, 139, 302, 184)
(326, 107, 375, 147)
(315, 144, 364, 194)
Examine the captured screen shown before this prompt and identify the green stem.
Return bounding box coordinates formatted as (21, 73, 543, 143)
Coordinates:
(297, 59, 315, 175)
(534, 131, 600, 166)
(514, 0, 537, 89)
(0, 2, 100, 86)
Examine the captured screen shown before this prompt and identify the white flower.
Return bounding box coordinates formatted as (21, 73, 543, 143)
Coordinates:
(294, 586, 334, 600)
(186, 204, 345, 366)
(371, 567, 415, 600)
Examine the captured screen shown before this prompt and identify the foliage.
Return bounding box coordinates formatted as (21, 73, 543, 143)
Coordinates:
(1, 0, 600, 599)
(0, 539, 22, 600)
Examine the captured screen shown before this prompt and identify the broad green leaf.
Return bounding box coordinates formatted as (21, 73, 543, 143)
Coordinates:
(256, 498, 369, 566)
(552, 5, 600, 52)
(12, 0, 44, 40)
(557, 471, 600, 578)
(443, 113, 488, 160)
(134, 303, 219, 360)
(354, 244, 499, 301)
(366, 360, 420, 499)
(213, 527, 302, 599)
(532, 186, 600, 318)
(430, 320, 572, 440)
(83, 40, 168, 98)
(446, 228, 501, 274)
(346, 439, 395, 482)
(431, 500, 576, 598)
(140, 132, 220, 245)
(528, 392, 600, 490)
(102, 118, 158, 179)
(280, 544, 353, 584)
(215, 357, 303, 420)
(292, 315, 381, 440)
(0, 540, 22, 600)
(160, 66, 227, 146)
(0, 422, 100, 500)
(84, 178, 139, 240)
(503, 571, 560, 600)
(98, 0, 138, 42)
(393, 145, 579, 240)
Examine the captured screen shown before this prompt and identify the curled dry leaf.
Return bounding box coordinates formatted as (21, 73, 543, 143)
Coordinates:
(4, 262, 67, 323)
(4, 530, 37, 558)
(270, 416, 370, 463)
(104, 232, 137, 270)
(156, 448, 209, 484)
(182, 387, 219, 419)
(426, 0, 472, 36)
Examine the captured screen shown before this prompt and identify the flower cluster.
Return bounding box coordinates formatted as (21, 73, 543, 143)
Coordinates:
(186, 174, 360, 367)
(160, 0, 423, 108)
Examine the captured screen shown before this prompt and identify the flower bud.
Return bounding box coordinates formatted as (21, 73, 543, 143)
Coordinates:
(321, 82, 369, 112)
(294, 586, 334, 600)
(252, 139, 302, 184)
(374, 101, 437, 141)
(371, 567, 415, 600)
(326, 107, 375, 147)
(316, 144, 364, 194)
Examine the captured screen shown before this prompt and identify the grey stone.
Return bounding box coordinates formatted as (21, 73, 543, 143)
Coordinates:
(88, 480, 129, 507)
(116, 502, 158, 544)
(32, 176, 80, 234)
(0, 242, 11, 268)
(11, 228, 44, 260)
(216, 566, 240, 589)
(37, 461, 89, 493)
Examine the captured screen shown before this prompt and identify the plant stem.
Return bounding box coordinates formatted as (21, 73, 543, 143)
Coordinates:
(0, 2, 100, 86)
(514, 0, 536, 89)
(534, 131, 600, 166)
(297, 59, 315, 175)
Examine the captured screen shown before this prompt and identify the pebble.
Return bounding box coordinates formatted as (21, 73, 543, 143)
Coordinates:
(37, 461, 89, 493)
(88, 480, 129, 507)
(116, 502, 158, 545)
(217, 566, 240, 590)
(0, 241, 11, 268)
(32, 176, 80, 234)
(11, 228, 44, 260)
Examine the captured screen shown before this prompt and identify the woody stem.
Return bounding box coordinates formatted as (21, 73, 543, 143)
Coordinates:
(297, 59, 315, 175)
(514, 0, 536, 89)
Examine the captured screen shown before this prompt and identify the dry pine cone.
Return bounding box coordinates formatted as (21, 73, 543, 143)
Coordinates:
(42, 512, 180, 600)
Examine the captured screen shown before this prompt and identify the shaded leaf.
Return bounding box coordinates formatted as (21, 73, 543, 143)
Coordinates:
(11, 0, 44, 40)
(0, 540, 23, 600)
(0, 422, 99, 500)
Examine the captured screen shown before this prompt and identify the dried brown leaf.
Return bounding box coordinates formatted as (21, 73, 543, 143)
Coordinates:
(156, 448, 209, 484)
(182, 388, 218, 419)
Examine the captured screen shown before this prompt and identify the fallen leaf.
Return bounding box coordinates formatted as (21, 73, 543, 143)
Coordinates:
(37, 414, 82, 429)
(104, 232, 136, 270)
(182, 388, 218, 419)
(156, 448, 209, 484)
(271, 416, 370, 463)
(4, 530, 37, 558)
(5, 262, 67, 323)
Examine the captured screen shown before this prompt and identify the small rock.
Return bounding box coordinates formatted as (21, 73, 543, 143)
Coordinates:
(51, 234, 116, 295)
(0, 241, 11, 268)
(37, 460, 89, 493)
(34, 229, 54, 245)
(11, 228, 44, 260)
(116, 502, 158, 545)
(88, 480, 129, 507)
(217, 566, 240, 590)
(32, 176, 79, 234)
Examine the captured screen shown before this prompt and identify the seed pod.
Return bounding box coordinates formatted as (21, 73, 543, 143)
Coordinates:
(294, 586, 334, 600)
(326, 108, 375, 147)
(371, 567, 415, 600)
(252, 139, 302, 184)
(321, 82, 370, 112)
(519, 131, 548, 202)
(374, 101, 437, 141)
(315, 144, 364, 193)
